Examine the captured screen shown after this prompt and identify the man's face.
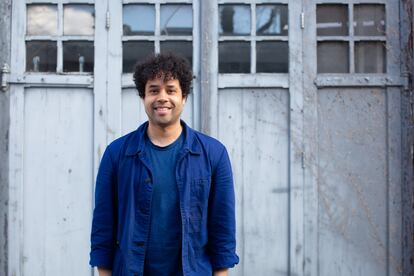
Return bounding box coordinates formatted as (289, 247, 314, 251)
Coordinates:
(143, 77, 186, 128)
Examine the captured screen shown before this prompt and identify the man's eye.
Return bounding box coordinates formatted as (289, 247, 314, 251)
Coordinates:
(149, 90, 158, 94)
(168, 90, 176, 94)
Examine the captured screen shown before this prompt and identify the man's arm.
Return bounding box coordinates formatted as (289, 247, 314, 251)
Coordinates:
(90, 147, 117, 269)
(207, 146, 239, 270)
(98, 267, 112, 276)
(214, 268, 229, 276)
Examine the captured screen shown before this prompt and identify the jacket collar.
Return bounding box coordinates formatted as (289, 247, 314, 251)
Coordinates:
(125, 120, 201, 156)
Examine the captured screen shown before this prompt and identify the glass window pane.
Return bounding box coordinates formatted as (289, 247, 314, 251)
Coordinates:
(123, 41, 154, 73)
(160, 41, 192, 66)
(219, 41, 250, 73)
(26, 41, 57, 72)
(256, 5, 288, 36)
(354, 5, 385, 36)
(219, 5, 251, 36)
(317, 4, 348, 36)
(27, 4, 58, 36)
(63, 5, 95, 35)
(317, 42, 349, 73)
(63, 41, 94, 73)
(256, 41, 288, 73)
(355, 42, 386, 73)
(161, 5, 192, 36)
(123, 4, 155, 35)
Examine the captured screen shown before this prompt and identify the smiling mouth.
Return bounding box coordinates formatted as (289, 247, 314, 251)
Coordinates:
(154, 106, 172, 111)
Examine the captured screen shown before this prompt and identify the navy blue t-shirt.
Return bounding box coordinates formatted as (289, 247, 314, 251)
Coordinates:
(143, 131, 184, 276)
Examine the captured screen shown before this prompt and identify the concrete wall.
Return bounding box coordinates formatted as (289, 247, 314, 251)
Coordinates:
(0, 0, 11, 275)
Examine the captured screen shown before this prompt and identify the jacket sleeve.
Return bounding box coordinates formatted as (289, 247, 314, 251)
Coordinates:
(208, 146, 239, 269)
(89, 146, 117, 269)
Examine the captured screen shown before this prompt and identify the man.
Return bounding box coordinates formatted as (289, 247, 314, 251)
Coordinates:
(90, 53, 239, 275)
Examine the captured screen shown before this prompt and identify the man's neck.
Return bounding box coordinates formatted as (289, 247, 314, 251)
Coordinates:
(147, 121, 183, 147)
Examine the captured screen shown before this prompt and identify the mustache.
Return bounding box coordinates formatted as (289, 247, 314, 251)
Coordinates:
(153, 104, 174, 108)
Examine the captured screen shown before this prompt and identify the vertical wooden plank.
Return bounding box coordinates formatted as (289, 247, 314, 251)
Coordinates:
(93, 2, 110, 275)
(22, 88, 93, 275)
(288, 1, 305, 275)
(0, 0, 11, 275)
(8, 0, 26, 274)
(106, 0, 122, 142)
(400, 0, 414, 274)
(8, 85, 24, 276)
(192, 0, 201, 130)
(93, 0, 108, 184)
(302, 1, 319, 275)
(386, 1, 403, 274)
(218, 90, 243, 276)
(387, 88, 402, 276)
(200, 0, 218, 137)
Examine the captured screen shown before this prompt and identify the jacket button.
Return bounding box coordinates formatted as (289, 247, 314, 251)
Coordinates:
(136, 241, 145, 247)
(144, 178, 151, 184)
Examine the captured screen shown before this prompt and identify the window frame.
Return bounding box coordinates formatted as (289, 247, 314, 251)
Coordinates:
(314, 0, 405, 88)
(25, 0, 95, 75)
(316, 0, 387, 75)
(218, 0, 289, 74)
(121, 0, 196, 76)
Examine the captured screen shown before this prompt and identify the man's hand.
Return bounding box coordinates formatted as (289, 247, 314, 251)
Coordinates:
(214, 268, 229, 276)
(98, 267, 112, 276)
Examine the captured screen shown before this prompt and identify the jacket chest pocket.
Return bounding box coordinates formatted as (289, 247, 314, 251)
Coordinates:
(189, 178, 210, 233)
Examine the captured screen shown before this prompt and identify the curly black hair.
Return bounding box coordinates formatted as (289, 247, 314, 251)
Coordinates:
(133, 53, 193, 99)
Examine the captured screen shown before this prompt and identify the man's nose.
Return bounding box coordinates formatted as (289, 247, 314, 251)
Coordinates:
(156, 89, 168, 102)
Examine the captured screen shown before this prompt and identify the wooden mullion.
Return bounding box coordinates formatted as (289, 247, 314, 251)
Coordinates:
(155, 2, 160, 53)
(251, 3, 256, 73)
(57, 1, 63, 73)
(349, 3, 354, 74)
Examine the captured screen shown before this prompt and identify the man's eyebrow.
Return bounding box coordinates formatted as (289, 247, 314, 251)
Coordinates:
(147, 84, 160, 88)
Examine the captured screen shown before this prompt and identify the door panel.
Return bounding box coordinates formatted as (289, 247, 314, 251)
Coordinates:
(23, 88, 93, 275)
(219, 89, 290, 275)
(318, 88, 388, 275)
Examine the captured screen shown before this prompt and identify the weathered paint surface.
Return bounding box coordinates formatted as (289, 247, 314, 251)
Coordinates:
(218, 89, 290, 276)
(2, 0, 412, 275)
(0, 0, 11, 275)
(401, 0, 414, 274)
(317, 88, 402, 275)
(22, 88, 93, 275)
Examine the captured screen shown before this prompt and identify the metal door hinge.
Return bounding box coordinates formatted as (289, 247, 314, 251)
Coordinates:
(106, 11, 110, 29)
(1, 63, 10, 92)
(300, 12, 305, 29)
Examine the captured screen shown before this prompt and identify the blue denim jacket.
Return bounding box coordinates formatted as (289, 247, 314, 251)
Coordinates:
(90, 121, 239, 275)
